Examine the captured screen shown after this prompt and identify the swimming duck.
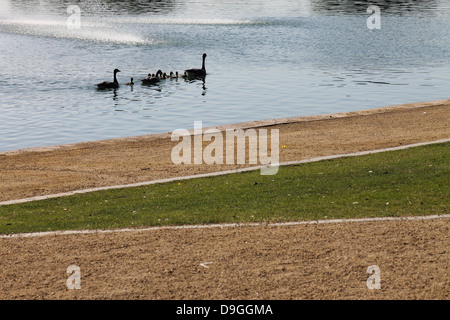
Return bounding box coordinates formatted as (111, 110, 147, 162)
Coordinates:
(184, 53, 207, 78)
(97, 68, 120, 89)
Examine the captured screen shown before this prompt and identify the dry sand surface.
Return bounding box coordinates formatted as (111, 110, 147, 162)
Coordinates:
(0, 218, 449, 299)
(0, 99, 449, 300)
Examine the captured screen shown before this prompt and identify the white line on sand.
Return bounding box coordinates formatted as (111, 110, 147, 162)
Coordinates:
(1, 138, 449, 206)
(1, 214, 449, 239)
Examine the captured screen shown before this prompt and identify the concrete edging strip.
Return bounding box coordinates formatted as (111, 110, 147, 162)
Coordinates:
(0, 214, 449, 239)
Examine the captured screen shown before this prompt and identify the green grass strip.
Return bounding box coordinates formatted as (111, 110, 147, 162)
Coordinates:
(0, 142, 448, 234)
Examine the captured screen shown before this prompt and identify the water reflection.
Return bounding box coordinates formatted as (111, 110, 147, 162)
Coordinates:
(310, 0, 442, 16)
(3, 0, 447, 20)
(200, 78, 207, 95)
(6, 0, 180, 16)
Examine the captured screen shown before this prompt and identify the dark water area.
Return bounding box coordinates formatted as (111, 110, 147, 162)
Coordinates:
(0, 0, 449, 151)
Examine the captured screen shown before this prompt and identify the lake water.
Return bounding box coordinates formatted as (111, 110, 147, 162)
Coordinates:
(0, 0, 449, 152)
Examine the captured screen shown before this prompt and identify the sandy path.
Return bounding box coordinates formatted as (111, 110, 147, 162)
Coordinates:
(0, 99, 449, 300)
(0, 217, 448, 299)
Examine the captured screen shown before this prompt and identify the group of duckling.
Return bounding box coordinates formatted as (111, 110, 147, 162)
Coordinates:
(139, 70, 187, 85)
(96, 53, 207, 90)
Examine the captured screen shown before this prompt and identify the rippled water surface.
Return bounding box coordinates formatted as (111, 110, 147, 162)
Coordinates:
(0, 0, 449, 151)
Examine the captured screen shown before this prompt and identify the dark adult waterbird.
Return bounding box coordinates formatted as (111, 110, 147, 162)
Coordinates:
(184, 53, 207, 78)
(96, 68, 120, 89)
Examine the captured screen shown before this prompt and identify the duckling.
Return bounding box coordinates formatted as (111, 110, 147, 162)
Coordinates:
(124, 77, 134, 85)
(97, 68, 120, 89)
(141, 70, 162, 85)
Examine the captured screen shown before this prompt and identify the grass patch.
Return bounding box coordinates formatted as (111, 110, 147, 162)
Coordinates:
(0, 142, 448, 234)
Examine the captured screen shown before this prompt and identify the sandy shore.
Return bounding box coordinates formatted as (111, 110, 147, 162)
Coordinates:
(0, 99, 449, 202)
